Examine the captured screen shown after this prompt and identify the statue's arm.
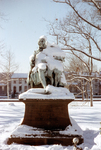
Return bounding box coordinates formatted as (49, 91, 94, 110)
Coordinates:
(30, 51, 37, 69)
(27, 51, 37, 86)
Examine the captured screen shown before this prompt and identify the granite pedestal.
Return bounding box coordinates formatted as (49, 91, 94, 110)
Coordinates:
(7, 97, 83, 146)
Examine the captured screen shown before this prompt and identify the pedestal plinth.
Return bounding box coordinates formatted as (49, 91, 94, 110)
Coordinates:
(20, 99, 73, 130)
(7, 87, 83, 146)
(7, 98, 83, 146)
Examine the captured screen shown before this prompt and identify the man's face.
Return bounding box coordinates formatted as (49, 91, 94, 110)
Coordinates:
(38, 38, 46, 49)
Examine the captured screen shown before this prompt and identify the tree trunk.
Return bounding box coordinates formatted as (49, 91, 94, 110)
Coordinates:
(7, 75, 9, 99)
(82, 92, 84, 101)
(82, 79, 84, 101)
(90, 80, 93, 107)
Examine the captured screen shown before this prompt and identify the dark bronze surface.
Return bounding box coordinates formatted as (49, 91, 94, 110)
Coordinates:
(20, 99, 73, 130)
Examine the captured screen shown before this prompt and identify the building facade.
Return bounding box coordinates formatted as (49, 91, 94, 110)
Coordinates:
(11, 73, 28, 95)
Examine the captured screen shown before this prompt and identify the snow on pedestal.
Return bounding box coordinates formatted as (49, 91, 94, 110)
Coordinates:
(19, 85, 75, 100)
(9, 117, 83, 138)
(7, 117, 83, 146)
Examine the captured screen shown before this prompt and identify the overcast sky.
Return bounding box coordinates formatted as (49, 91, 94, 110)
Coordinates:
(0, 0, 101, 73)
(0, 0, 67, 73)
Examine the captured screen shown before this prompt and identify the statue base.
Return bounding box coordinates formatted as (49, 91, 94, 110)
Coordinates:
(7, 87, 83, 146)
(7, 125, 83, 146)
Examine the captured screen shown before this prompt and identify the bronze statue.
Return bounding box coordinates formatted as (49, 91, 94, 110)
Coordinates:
(27, 36, 66, 89)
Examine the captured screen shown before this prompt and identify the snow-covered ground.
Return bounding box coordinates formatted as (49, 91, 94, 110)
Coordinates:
(0, 101, 101, 150)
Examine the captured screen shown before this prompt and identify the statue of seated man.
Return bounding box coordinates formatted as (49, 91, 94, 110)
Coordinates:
(27, 36, 66, 89)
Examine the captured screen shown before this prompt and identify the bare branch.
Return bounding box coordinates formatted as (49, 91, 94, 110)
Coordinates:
(91, 0, 101, 11)
(64, 29, 101, 52)
(53, 0, 101, 30)
(62, 46, 101, 61)
(71, 50, 91, 72)
(67, 76, 89, 82)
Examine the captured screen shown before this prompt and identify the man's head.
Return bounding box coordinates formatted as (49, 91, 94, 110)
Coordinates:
(38, 36, 47, 50)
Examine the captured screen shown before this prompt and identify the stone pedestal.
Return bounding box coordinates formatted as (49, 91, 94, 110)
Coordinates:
(7, 98, 83, 146)
(20, 99, 72, 130)
(7, 131, 83, 146)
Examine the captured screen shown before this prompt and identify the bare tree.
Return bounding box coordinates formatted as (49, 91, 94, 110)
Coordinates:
(65, 53, 89, 73)
(47, 3, 101, 106)
(1, 49, 18, 99)
(65, 52, 96, 100)
(66, 74, 90, 101)
(48, 10, 101, 60)
(53, 0, 101, 30)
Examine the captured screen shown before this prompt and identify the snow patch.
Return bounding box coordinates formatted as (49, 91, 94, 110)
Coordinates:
(19, 85, 75, 100)
(59, 117, 83, 136)
(9, 117, 83, 138)
(94, 134, 101, 149)
(11, 125, 46, 138)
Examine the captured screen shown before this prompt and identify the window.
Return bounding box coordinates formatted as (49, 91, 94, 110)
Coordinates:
(25, 79, 27, 84)
(95, 79, 98, 82)
(13, 80, 16, 84)
(13, 86, 16, 94)
(24, 86, 27, 91)
(94, 85, 98, 90)
(19, 86, 22, 92)
(2, 86, 4, 91)
(19, 79, 22, 84)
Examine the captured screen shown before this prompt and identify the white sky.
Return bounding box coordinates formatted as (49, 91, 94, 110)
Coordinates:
(0, 0, 101, 73)
(0, 0, 67, 73)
